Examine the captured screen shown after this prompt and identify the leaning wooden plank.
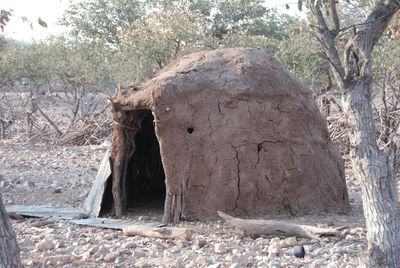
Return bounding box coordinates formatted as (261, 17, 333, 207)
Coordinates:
(5, 205, 88, 220)
(83, 147, 111, 217)
(122, 225, 192, 240)
(218, 211, 345, 240)
(70, 218, 164, 230)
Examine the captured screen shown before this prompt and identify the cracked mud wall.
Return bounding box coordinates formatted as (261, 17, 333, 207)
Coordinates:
(113, 47, 350, 219)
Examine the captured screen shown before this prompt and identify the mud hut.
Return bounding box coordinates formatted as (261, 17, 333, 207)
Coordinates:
(97, 48, 349, 222)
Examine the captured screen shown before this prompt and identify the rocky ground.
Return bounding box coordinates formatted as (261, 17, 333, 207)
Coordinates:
(0, 138, 367, 267)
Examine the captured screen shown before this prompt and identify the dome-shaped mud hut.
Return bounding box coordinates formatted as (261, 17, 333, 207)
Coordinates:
(91, 48, 349, 222)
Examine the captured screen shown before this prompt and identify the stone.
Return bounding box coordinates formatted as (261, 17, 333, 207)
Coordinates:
(285, 237, 297, 247)
(173, 260, 186, 268)
(93, 246, 109, 259)
(132, 249, 146, 258)
(23, 180, 35, 187)
(330, 245, 344, 254)
(104, 252, 118, 263)
(214, 243, 228, 254)
(175, 240, 190, 247)
(55, 241, 66, 248)
(20, 239, 34, 247)
(36, 240, 55, 251)
(0, 180, 8, 187)
(270, 237, 280, 243)
(294, 246, 305, 258)
(268, 244, 281, 257)
(126, 242, 137, 249)
(103, 234, 114, 241)
(25, 259, 35, 266)
(207, 263, 222, 268)
(196, 256, 210, 266)
(80, 252, 90, 262)
(89, 245, 99, 255)
(192, 239, 206, 250)
(42, 255, 71, 266)
(66, 231, 75, 239)
(231, 254, 249, 266)
(138, 216, 150, 221)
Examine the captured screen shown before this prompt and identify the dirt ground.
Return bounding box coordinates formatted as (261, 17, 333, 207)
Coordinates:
(0, 89, 371, 267)
(0, 136, 369, 267)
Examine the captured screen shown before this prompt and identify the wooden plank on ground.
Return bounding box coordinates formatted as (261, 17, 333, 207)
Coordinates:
(5, 205, 88, 220)
(83, 147, 111, 217)
(70, 218, 165, 230)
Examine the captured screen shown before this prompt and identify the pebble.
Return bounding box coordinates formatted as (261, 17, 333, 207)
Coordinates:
(270, 237, 280, 243)
(36, 240, 55, 250)
(268, 244, 281, 257)
(214, 243, 228, 254)
(193, 239, 206, 250)
(207, 263, 222, 268)
(104, 252, 118, 263)
(132, 249, 146, 258)
(285, 237, 297, 247)
(93, 246, 108, 259)
(330, 245, 344, 254)
(138, 216, 150, 221)
(231, 254, 249, 265)
(42, 255, 71, 266)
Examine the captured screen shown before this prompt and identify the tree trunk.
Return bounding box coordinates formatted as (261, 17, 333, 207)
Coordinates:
(307, 1, 400, 266)
(342, 81, 400, 267)
(0, 192, 23, 268)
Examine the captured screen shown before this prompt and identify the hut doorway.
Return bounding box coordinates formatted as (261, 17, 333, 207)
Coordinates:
(125, 110, 166, 215)
(98, 110, 166, 218)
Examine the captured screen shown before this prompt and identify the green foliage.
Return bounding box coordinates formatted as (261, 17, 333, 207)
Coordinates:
(273, 34, 334, 94)
(60, 0, 145, 46)
(372, 38, 400, 77)
(211, 0, 292, 40)
(118, 0, 216, 81)
(38, 18, 48, 28)
(11, 0, 395, 98)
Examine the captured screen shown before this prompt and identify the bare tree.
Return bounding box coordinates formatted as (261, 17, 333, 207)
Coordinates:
(305, 0, 400, 266)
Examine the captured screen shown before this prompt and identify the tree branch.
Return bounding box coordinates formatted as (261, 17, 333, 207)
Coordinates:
(309, 0, 345, 84)
(329, 0, 340, 34)
(344, 1, 400, 81)
(354, 1, 400, 49)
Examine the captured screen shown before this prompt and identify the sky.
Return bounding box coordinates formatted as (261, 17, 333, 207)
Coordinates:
(1, 0, 302, 42)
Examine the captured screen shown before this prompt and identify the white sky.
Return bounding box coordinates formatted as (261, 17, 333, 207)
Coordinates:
(1, 0, 302, 42)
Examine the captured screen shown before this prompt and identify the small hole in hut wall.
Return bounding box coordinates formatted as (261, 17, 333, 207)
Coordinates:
(187, 127, 194, 134)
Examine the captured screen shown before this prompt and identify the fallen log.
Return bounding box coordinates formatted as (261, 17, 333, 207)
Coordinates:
(218, 211, 345, 240)
(122, 225, 192, 240)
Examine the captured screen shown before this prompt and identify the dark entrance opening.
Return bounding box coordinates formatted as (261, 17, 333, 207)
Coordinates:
(125, 110, 166, 215)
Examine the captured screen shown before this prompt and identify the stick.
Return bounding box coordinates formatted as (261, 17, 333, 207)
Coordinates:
(122, 225, 192, 240)
(218, 211, 345, 240)
(36, 105, 62, 135)
(162, 192, 172, 223)
(174, 194, 181, 223)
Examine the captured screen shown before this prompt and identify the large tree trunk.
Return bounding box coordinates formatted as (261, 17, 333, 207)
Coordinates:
(0, 192, 23, 268)
(308, 1, 400, 266)
(343, 81, 400, 267)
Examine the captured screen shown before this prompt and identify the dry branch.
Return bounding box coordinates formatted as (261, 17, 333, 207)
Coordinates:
(36, 105, 62, 135)
(122, 225, 192, 240)
(218, 211, 345, 240)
